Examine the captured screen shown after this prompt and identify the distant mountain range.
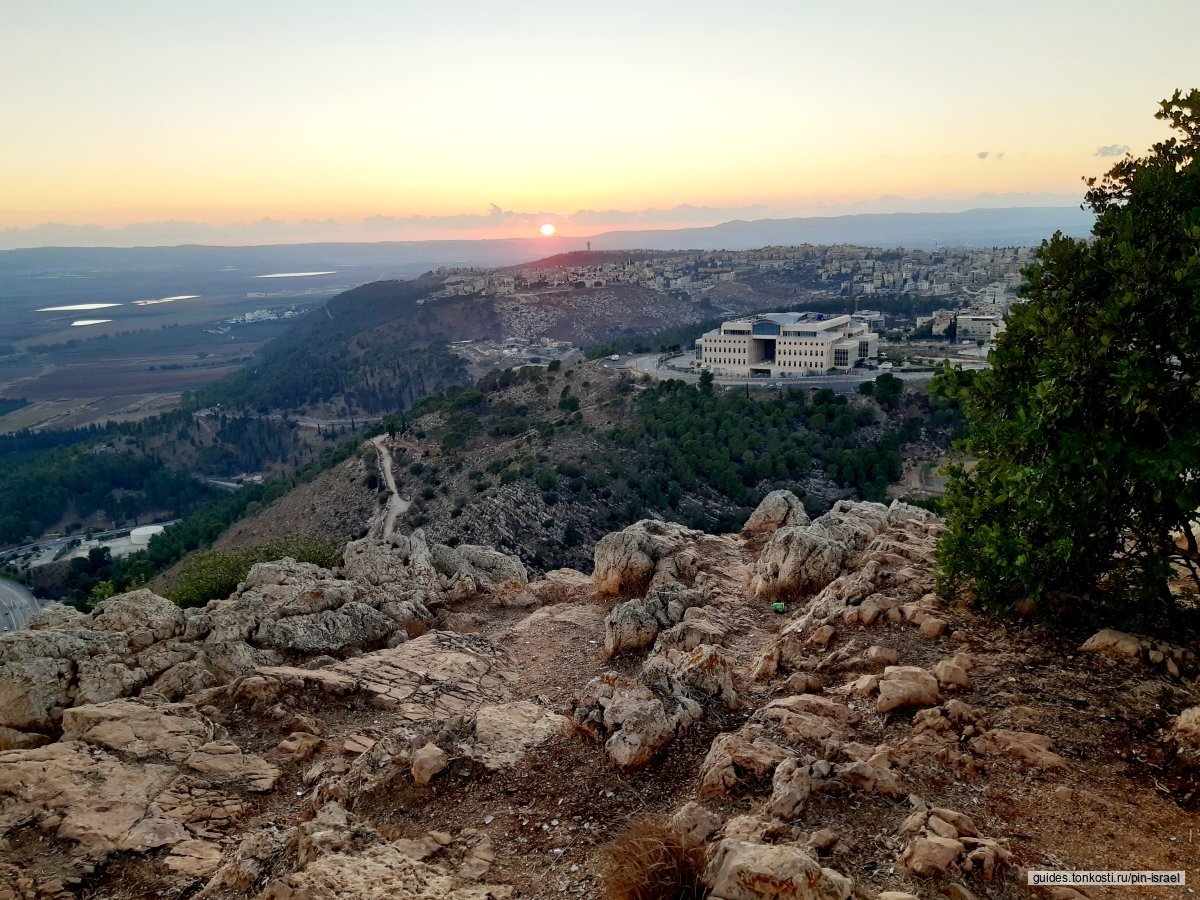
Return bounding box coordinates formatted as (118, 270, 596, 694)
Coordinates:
(585, 206, 1095, 252)
(0, 207, 1093, 280)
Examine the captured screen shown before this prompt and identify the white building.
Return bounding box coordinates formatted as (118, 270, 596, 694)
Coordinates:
(696, 312, 878, 377)
(955, 314, 1002, 342)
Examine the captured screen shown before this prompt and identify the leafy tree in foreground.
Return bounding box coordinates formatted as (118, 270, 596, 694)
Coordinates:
(935, 90, 1200, 623)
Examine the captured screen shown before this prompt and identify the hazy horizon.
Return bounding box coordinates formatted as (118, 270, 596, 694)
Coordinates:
(4, 0, 1196, 247)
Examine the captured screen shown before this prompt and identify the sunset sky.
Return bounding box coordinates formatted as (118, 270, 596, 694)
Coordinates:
(3, 0, 1197, 246)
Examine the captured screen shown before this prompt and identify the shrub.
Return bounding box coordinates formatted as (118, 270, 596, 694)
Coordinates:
(597, 818, 706, 900)
(166, 535, 344, 609)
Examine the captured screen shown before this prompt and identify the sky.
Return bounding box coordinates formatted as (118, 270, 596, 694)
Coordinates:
(2, 0, 1197, 247)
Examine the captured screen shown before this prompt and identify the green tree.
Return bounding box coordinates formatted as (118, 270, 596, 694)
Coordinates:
(936, 90, 1200, 622)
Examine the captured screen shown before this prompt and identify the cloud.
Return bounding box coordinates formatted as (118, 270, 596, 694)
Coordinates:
(1094, 144, 1130, 157)
(977, 151, 989, 160)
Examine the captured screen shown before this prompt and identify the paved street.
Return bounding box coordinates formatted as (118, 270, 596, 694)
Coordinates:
(0, 576, 46, 633)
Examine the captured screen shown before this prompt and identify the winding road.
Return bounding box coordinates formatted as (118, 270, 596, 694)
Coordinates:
(370, 436, 412, 539)
(0, 576, 43, 634)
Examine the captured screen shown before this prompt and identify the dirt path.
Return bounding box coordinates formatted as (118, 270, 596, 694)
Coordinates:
(370, 435, 411, 538)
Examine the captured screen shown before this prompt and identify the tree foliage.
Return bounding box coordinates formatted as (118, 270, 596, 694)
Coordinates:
(935, 90, 1200, 622)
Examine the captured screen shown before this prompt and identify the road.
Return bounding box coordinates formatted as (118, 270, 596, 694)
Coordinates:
(370, 436, 412, 539)
(0, 576, 46, 634)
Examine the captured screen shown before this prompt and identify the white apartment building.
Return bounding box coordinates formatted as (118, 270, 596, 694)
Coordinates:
(696, 312, 879, 377)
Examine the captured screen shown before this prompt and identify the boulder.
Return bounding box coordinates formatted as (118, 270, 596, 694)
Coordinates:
(698, 726, 791, 798)
(708, 840, 853, 900)
(573, 673, 702, 772)
(410, 743, 449, 786)
(90, 590, 185, 648)
(1080, 628, 1143, 660)
(900, 835, 964, 877)
(933, 659, 972, 689)
(643, 644, 739, 707)
(604, 597, 668, 657)
(592, 519, 701, 596)
(742, 490, 809, 537)
(877, 667, 940, 714)
(1172, 706, 1200, 767)
(767, 756, 812, 819)
(751, 528, 846, 600)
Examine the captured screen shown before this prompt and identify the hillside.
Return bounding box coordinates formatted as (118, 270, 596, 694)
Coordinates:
(0, 491, 1196, 898)
(196, 360, 955, 580)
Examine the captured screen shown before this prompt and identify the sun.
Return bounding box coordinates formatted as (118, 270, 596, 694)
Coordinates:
(540, 223, 556, 237)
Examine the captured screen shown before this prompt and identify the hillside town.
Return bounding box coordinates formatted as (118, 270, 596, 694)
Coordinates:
(434, 243, 1032, 350)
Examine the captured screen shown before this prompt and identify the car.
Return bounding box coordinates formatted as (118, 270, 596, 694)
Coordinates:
(608, 354, 620, 361)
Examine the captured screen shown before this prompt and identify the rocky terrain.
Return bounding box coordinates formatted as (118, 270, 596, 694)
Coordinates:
(1, 490, 1198, 899)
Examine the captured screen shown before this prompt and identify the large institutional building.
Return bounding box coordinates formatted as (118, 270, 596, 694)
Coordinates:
(696, 312, 879, 377)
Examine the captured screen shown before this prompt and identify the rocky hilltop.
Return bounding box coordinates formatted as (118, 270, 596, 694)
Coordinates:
(1, 493, 1197, 898)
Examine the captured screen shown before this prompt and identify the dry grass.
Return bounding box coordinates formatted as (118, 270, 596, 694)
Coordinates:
(597, 817, 708, 900)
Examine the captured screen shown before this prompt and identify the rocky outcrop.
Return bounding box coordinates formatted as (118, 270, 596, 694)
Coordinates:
(741, 489, 810, 537)
(0, 545, 450, 741)
(592, 519, 703, 596)
(573, 671, 703, 771)
(603, 582, 708, 657)
(0, 698, 275, 873)
(751, 500, 897, 599)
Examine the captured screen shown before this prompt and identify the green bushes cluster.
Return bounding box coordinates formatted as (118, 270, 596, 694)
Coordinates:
(165, 535, 345, 608)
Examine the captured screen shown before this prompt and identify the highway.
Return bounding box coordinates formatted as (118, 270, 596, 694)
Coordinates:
(0, 576, 46, 634)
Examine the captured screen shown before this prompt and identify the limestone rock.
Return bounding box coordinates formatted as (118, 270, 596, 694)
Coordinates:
(708, 839, 853, 900)
(656, 612, 729, 652)
(411, 743, 449, 785)
(506, 567, 591, 608)
(901, 834, 964, 877)
(767, 756, 812, 819)
(254, 601, 396, 654)
(574, 673, 702, 771)
(918, 616, 948, 639)
(604, 597, 667, 657)
(259, 838, 511, 899)
(970, 729, 1068, 770)
(751, 501, 892, 599)
(592, 519, 702, 596)
(90, 590, 185, 648)
(643, 644, 739, 707)
(1172, 705, 1200, 767)
(470, 701, 569, 769)
(877, 667, 941, 714)
(1080, 628, 1143, 659)
(166, 839, 225, 878)
(933, 659, 972, 689)
(0, 741, 186, 857)
(742, 490, 809, 537)
(60, 699, 218, 761)
(698, 726, 791, 798)
(669, 801, 722, 848)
